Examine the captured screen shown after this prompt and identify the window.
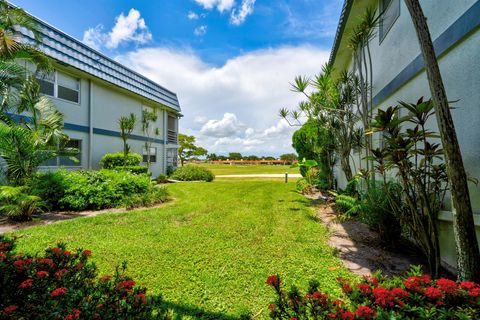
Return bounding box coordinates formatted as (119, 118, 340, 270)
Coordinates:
(167, 115, 178, 144)
(379, 0, 400, 42)
(143, 147, 157, 163)
(37, 71, 80, 104)
(166, 149, 178, 168)
(41, 139, 82, 167)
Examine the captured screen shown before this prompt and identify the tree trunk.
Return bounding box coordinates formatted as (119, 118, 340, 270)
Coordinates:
(404, 0, 480, 281)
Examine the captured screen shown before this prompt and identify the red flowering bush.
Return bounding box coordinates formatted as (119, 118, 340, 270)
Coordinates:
(0, 236, 169, 319)
(266, 267, 480, 319)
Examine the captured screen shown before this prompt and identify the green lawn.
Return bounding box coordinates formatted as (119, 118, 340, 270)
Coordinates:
(9, 180, 350, 319)
(194, 163, 299, 175)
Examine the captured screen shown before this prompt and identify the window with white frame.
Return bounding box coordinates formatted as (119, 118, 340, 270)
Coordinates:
(42, 139, 82, 167)
(37, 70, 80, 104)
(143, 147, 157, 163)
(379, 0, 400, 42)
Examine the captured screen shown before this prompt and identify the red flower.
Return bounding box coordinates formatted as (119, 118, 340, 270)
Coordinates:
(51, 287, 68, 297)
(51, 247, 62, 255)
(355, 306, 375, 319)
(391, 287, 409, 300)
(64, 309, 81, 320)
(82, 250, 92, 257)
(19, 278, 34, 289)
(339, 309, 355, 320)
(306, 292, 329, 307)
(459, 282, 478, 291)
(136, 293, 147, 304)
(117, 280, 136, 290)
(36, 258, 55, 268)
(266, 275, 280, 287)
(468, 287, 480, 298)
(3, 305, 18, 314)
(0, 252, 6, 260)
(342, 283, 353, 294)
(404, 275, 430, 292)
(268, 303, 277, 312)
(436, 278, 457, 295)
(55, 268, 68, 278)
(356, 283, 372, 295)
(96, 304, 103, 309)
(36, 270, 49, 278)
(13, 259, 31, 271)
(75, 263, 84, 270)
(0, 242, 11, 251)
(424, 287, 443, 300)
(64, 250, 70, 257)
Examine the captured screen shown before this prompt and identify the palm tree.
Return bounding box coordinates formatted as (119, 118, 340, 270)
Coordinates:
(404, 0, 480, 281)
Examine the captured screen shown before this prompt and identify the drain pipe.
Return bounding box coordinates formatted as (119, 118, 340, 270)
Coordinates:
(88, 79, 93, 169)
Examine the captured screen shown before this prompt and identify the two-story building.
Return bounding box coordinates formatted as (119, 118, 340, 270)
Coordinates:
(329, 0, 480, 271)
(16, 10, 181, 177)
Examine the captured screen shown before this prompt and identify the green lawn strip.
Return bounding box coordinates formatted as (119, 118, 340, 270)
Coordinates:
(193, 163, 299, 175)
(10, 180, 351, 319)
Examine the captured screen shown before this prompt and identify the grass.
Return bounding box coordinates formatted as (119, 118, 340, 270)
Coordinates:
(9, 180, 350, 319)
(193, 163, 299, 175)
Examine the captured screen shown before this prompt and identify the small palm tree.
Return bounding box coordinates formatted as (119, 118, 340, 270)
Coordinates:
(0, 185, 43, 221)
(118, 113, 137, 162)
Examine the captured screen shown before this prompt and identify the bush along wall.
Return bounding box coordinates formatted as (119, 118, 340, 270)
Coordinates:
(266, 267, 480, 319)
(169, 165, 215, 182)
(30, 170, 168, 212)
(0, 236, 170, 319)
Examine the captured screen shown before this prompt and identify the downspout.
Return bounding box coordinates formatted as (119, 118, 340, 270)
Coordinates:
(88, 79, 93, 169)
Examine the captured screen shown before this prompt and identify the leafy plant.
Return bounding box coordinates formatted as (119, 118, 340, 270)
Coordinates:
(100, 152, 142, 169)
(335, 194, 363, 221)
(369, 98, 449, 277)
(266, 267, 480, 319)
(156, 174, 168, 184)
(118, 113, 137, 162)
(170, 165, 214, 182)
(0, 236, 169, 319)
(0, 186, 44, 221)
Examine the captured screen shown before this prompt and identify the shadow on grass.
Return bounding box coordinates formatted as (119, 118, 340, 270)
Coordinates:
(161, 300, 248, 320)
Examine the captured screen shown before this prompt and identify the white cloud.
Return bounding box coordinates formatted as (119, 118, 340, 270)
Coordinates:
(82, 8, 152, 50)
(194, 0, 236, 12)
(230, 0, 256, 25)
(116, 45, 330, 156)
(200, 113, 245, 137)
(194, 25, 208, 36)
(188, 11, 199, 20)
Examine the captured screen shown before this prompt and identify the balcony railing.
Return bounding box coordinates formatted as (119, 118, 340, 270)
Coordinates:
(167, 130, 177, 144)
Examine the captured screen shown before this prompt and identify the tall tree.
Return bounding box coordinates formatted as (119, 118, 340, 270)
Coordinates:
(404, 0, 480, 281)
(178, 134, 207, 166)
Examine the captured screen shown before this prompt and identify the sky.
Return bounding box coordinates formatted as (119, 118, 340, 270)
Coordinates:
(11, 0, 343, 157)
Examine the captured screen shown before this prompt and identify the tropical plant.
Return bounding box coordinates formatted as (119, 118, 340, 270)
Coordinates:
(282, 65, 362, 182)
(118, 113, 137, 163)
(178, 134, 207, 166)
(369, 98, 449, 277)
(0, 185, 44, 221)
(404, 0, 480, 282)
(141, 108, 158, 170)
(0, 0, 52, 111)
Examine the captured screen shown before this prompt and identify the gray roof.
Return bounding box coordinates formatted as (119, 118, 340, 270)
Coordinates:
(328, 0, 353, 66)
(17, 13, 181, 112)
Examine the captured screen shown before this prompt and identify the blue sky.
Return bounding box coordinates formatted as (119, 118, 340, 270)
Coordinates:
(11, 0, 343, 156)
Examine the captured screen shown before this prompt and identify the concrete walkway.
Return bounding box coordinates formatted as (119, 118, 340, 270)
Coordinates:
(216, 174, 302, 178)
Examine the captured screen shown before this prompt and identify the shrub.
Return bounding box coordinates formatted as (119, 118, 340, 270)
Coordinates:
(58, 170, 153, 211)
(296, 178, 314, 194)
(266, 267, 480, 319)
(170, 165, 214, 182)
(0, 236, 168, 319)
(30, 171, 67, 211)
(156, 174, 168, 184)
(100, 152, 142, 169)
(114, 165, 149, 175)
(335, 194, 362, 221)
(30, 169, 169, 211)
(0, 186, 44, 221)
